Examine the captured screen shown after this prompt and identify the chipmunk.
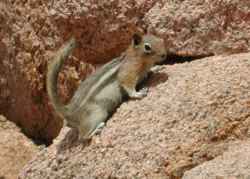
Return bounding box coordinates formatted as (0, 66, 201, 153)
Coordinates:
(46, 33, 167, 140)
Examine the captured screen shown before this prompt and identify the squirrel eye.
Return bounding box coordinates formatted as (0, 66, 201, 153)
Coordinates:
(144, 43, 152, 53)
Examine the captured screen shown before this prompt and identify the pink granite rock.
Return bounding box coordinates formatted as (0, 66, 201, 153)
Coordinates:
(20, 53, 250, 178)
(1, 0, 250, 143)
(0, 115, 39, 179)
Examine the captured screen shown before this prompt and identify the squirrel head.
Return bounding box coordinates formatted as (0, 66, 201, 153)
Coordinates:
(131, 33, 167, 63)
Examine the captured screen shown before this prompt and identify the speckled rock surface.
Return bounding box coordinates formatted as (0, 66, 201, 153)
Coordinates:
(183, 140, 250, 179)
(20, 53, 250, 179)
(0, 115, 39, 179)
(1, 0, 250, 143)
(145, 0, 250, 56)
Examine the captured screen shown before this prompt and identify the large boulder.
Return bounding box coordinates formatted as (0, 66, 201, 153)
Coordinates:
(1, 0, 250, 142)
(20, 53, 250, 178)
(145, 0, 250, 56)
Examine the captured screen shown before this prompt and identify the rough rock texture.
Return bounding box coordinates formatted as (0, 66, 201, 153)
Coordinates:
(145, 0, 250, 56)
(1, 0, 250, 143)
(20, 53, 250, 178)
(183, 140, 250, 179)
(0, 0, 157, 143)
(0, 115, 39, 179)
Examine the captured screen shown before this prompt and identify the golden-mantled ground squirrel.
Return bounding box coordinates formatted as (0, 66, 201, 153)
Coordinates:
(46, 33, 166, 140)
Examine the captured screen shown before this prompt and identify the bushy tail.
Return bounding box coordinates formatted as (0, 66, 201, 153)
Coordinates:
(46, 37, 76, 117)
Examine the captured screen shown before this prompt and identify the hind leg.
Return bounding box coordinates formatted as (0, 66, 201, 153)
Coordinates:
(78, 104, 108, 140)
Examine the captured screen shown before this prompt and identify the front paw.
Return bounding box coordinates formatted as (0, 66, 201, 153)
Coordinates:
(129, 87, 148, 99)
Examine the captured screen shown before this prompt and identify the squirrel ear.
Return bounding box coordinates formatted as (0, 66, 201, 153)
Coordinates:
(132, 33, 142, 46)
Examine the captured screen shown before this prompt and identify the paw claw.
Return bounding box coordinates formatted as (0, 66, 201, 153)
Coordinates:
(89, 122, 105, 137)
(151, 65, 164, 72)
(129, 87, 148, 99)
